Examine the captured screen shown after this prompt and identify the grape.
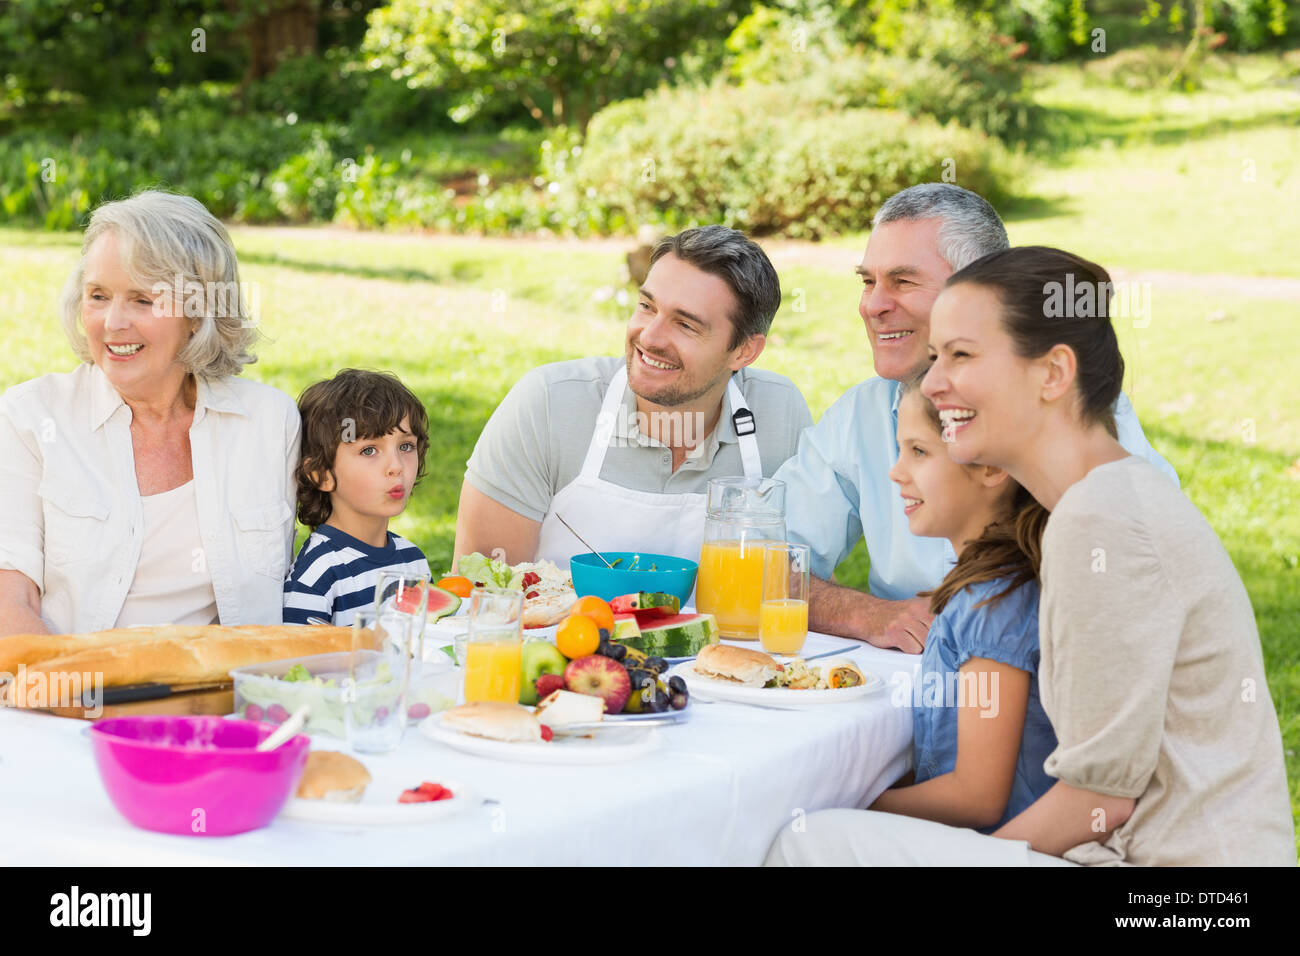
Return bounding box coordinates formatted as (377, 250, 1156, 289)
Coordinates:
(266, 704, 288, 724)
(244, 703, 264, 722)
(408, 702, 431, 720)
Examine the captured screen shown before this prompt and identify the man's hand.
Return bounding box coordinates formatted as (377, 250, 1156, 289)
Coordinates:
(807, 576, 934, 652)
(876, 596, 935, 654)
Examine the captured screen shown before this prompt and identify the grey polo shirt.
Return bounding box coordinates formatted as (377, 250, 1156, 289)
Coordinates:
(465, 356, 813, 522)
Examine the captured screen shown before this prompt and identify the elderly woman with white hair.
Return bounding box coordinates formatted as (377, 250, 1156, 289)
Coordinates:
(0, 190, 300, 636)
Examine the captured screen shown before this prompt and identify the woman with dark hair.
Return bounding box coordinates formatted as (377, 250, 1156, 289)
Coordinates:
(767, 246, 1294, 866)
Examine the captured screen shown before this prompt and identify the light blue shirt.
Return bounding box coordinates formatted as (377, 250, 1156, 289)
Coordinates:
(774, 379, 1178, 598)
(912, 576, 1057, 831)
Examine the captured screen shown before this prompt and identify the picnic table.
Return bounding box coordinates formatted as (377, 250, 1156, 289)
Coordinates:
(0, 633, 920, 866)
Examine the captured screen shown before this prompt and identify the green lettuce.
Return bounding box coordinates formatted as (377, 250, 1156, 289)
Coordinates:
(456, 552, 522, 590)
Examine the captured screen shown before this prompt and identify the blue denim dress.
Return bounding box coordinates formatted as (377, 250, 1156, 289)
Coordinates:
(911, 576, 1058, 831)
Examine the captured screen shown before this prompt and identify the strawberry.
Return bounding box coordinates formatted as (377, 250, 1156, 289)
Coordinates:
(522, 571, 541, 588)
(399, 788, 433, 803)
(417, 782, 447, 799)
(540, 724, 554, 742)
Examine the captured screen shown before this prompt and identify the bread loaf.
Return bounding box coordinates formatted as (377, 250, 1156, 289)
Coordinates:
(5, 624, 353, 690)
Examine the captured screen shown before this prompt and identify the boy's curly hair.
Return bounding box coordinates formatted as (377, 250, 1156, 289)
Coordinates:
(295, 369, 430, 529)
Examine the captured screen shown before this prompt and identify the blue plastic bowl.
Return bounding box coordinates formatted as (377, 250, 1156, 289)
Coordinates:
(569, 552, 698, 606)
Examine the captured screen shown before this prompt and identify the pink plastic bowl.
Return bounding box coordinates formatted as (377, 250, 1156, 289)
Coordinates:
(89, 715, 310, 836)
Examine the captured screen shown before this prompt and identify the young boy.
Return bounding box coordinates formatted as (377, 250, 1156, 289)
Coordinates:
(283, 369, 432, 626)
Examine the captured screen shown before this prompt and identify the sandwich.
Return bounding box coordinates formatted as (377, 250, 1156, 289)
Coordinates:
(295, 751, 371, 802)
(533, 689, 604, 728)
(441, 701, 544, 742)
(693, 644, 785, 688)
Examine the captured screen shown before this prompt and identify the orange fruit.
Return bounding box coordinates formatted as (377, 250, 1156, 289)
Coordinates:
(556, 614, 600, 660)
(436, 575, 474, 599)
(571, 595, 615, 634)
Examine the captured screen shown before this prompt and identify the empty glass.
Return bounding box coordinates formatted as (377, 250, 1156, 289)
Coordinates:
(345, 606, 412, 753)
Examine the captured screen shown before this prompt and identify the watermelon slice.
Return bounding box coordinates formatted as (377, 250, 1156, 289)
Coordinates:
(614, 612, 718, 658)
(395, 584, 461, 620)
(609, 592, 680, 618)
(611, 613, 641, 642)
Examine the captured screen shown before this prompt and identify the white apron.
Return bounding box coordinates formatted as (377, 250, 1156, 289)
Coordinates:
(535, 364, 763, 576)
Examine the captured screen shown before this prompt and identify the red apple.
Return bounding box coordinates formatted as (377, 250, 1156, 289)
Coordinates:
(535, 672, 565, 699)
(563, 655, 631, 714)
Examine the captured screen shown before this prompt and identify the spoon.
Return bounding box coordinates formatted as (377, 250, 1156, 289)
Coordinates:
(555, 514, 615, 569)
(256, 704, 311, 751)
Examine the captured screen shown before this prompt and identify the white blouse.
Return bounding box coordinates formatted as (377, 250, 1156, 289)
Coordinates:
(0, 362, 301, 634)
(113, 480, 218, 628)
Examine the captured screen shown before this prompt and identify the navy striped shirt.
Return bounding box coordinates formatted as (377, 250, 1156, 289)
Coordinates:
(283, 524, 432, 626)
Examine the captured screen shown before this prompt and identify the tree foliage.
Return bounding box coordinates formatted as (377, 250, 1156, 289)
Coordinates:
(360, 0, 751, 130)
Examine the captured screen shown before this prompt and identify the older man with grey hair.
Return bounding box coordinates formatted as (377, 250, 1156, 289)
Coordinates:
(454, 225, 812, 571)
(775, 183, 1177, 651)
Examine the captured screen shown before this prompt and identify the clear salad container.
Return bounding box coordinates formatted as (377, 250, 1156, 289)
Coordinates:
(231, 651, 402, 740)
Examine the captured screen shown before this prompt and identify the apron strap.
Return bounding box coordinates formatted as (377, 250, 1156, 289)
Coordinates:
(727, 376, 763, 478)
(579, 363, 629, 479)
(581, 364, 763, 480)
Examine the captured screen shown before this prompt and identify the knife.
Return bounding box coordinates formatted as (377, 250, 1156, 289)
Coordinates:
(89, 681, 231, 707)
(800, 645, 867, 662)
(549, 715, 685, 733)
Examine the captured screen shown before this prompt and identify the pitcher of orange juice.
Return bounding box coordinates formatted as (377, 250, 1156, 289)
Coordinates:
(696, 477, 786, 639)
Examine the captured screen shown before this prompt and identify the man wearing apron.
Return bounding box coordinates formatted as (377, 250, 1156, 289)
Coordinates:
(454, 226, 813, 574)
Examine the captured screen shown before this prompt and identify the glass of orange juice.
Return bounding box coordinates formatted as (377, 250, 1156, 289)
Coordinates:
(759, 543, 810, 656)
(463, 587, 524, 703)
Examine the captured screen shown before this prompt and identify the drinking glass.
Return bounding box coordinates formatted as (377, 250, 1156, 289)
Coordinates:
(759, 542, 810, 657)
(345, 606, 412, 753)
(375, 572, 431, 723)
(462, 587, 524, 703)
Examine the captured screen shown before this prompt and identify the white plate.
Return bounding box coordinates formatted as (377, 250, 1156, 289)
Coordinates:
(283, 777, 482, 825)
(667, 660, 884, 709)
(420, 713, 661, 764)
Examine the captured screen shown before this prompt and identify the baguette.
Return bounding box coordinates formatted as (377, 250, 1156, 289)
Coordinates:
(9, 625, 353, 694)
(0, 624, 346, 674)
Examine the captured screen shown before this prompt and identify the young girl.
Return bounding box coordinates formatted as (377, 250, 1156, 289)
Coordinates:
(869, 373, 1056, 831)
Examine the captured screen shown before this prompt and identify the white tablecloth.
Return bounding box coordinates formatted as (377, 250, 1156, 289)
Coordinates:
(0, 634, 921, 866)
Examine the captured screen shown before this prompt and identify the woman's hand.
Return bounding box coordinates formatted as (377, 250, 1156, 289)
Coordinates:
(0, 570, 48, 638)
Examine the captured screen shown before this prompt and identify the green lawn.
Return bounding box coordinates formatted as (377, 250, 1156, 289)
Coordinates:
(0, 54, 1296, 849)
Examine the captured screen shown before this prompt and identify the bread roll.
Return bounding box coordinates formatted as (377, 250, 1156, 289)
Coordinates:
(694, 643, 785, 687)
(296, 751, 371, 802)
(11, 625, 353, 692)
